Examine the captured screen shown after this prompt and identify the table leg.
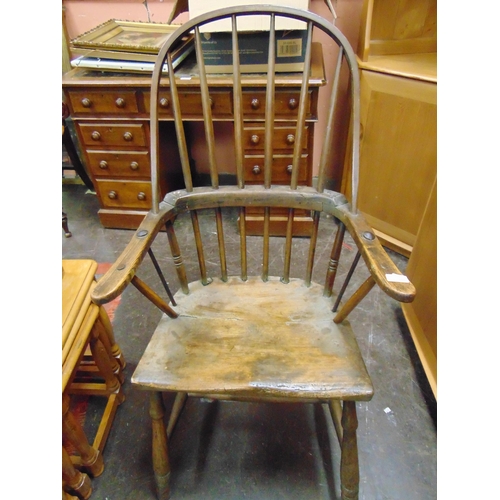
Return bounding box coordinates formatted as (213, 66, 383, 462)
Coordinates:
(97, 305, 126, 369)
(62, 393, 104, 477)
(62, 446, 92, 500)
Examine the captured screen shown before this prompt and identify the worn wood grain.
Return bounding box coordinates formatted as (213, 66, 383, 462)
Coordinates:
(132, 277, 373, 401)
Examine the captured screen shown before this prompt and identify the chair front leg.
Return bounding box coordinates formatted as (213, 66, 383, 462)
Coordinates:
(340, 401, 360, 500)
(150, 391, 171, 500)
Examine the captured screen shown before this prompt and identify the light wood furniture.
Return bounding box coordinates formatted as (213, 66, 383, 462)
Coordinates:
(91, 7, 416, 500)
(62, 44, 325, 234)
(62, 259, 126, 498)
(402, 177, 437, 398)
(343, 0, 437, 257)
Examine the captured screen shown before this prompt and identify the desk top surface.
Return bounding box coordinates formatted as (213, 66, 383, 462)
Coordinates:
(62, 42, 325, 88)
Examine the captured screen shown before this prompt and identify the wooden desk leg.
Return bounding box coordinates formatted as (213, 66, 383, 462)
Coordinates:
(150, 392, 171, 500)
(62, 446, 92, 500)
(62, 393, 104, 477)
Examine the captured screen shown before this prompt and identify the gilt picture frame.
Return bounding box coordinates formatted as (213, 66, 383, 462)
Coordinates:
(71, 19, 182, 54)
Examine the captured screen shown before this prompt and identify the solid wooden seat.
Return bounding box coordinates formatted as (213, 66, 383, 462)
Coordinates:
(133, 276, 373, 400)
(91, 6, 416, 499)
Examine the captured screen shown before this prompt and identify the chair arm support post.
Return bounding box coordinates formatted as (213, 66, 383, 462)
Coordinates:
(334, 276, 375, 324)
(131, 275, 178, 319)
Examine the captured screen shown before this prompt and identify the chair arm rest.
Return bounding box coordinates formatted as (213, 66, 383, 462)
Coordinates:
(340, 208, 416, 303)
(91, 206, 173, 305)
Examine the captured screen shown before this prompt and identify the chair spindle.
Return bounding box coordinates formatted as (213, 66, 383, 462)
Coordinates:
(194, 26, 219, 189)
(264, 15, 276, 189)
(167, 53, 193, 192)
(190, 211, 210, 285)
(290, 22, 313, 191)
(215, 208, 228, 282)
(165, 220, 189, 293)
(317, 46, 344, 193)
(332, 249, 360, 310)
(231, 15, 245, 189)
(262, 207, 270, 282)
(148, 248, 176, 305)
(305, 211, 321, 286)
(324, 221, 346, 297)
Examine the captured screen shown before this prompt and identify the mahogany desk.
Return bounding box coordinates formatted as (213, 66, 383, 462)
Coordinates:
(62, 44, 325, 235)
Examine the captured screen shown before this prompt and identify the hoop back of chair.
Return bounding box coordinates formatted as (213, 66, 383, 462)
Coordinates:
(149, 5, 360, 214)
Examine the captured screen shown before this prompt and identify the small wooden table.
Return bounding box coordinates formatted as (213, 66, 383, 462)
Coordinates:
(62, 260, 125, 498)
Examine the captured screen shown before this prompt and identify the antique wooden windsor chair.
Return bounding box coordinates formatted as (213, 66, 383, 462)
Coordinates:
(92, 6, 416, 499)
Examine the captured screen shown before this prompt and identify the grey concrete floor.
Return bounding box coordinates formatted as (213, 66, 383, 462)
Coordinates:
(63, 183, 436, 500)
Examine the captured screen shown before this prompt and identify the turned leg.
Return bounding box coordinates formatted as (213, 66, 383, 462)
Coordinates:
(89, 330, 122, 399)
(62, 446, 92, 500)
(340, 401, 360, 500)
(150, 392, 171, 500)
(62, 393, 104, 477)
(97, 305, 126, 369)
(91, 314, 124, 384)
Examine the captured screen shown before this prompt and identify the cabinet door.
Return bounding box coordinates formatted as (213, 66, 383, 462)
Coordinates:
(356, 69, 436, 255)
(402, 177, 437, 398)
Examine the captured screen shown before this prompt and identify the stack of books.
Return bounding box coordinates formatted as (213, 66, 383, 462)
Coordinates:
(70, 19, 194, 74)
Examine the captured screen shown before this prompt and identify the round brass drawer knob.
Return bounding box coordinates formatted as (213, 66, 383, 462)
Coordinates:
(91, 131, 101, 141)
(115, 97, 125, 108)
(137, 192, 146, 201)
(99, 160, 108, 169)
(251, 134, 260, 145)
(252, 165, 261, 175)
(108, 191, 117, 200)
(130, 161, 139, 171)
(251, 98, 260, 110)
(286, 134, 295, 145)
(123, 132, 133, 141)
(81, 98, 92, 108)
(288, 98, 298, 110)
(287, 164, 293, 174)
(159, 97, 170, 108)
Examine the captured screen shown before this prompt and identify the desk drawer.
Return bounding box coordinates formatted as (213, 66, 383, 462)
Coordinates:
(79, 123, 148, 148)
(67, 90, 139, 115)
(244, 155, 309, 184)
(96, 180, 152, 210)
(242, 90, 312, 117)
(87, 150, 150, 179)
(144, 90, 232, 118)
(243, 125, 308, 152)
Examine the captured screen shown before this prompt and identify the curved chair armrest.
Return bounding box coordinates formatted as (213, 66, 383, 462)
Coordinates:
(91, 204, 175, 305)
(338, 206, 416, 303)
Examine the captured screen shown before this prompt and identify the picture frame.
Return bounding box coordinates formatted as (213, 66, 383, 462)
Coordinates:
(71, 19, 183, 55)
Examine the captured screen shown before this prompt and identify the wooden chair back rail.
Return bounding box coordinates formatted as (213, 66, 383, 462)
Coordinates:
(92, 186, 415, 308)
